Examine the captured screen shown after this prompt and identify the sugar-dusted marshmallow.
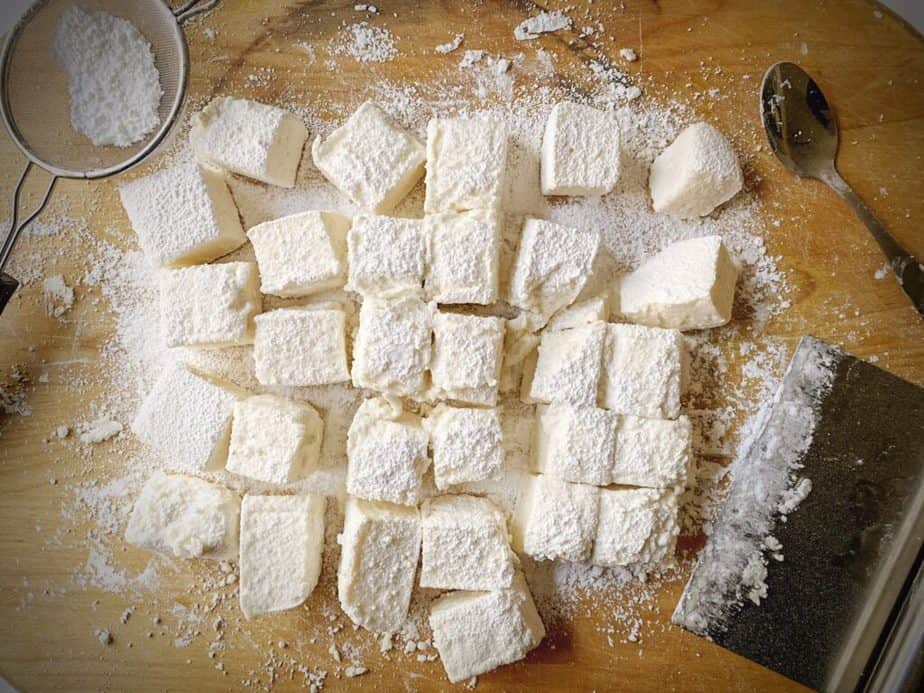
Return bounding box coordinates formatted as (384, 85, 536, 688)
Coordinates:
(546, 293, 610, 332)
(239, 494, 326, 618)
(592, 487, 680, 568)
(600, 323, 684, 419)
(508, 218, 600, 320)
(612, 415, 691, 488)
(541, 101, 621, 196)
(425, 117, 509, 213)
(226, 395, 324, 485)
(347, 214, 427, 298)
(131, 362, 242, 472)
(619, 235, 738, 330)
(338, 496, 420, 633)
(534, 404, 618, 485)
(649, 122, 743, 218)
(312, 101, 426, 214)
(352, 296, 432, 397)
(190, 97, 309, 188)
(529, 322, 605, 407)
(430, 311, 505, 406)
(420, 495, 515, 591)
(424, 209, 500, 305)
(425, 404, 503, 490)
(346, 397, 430, 506)
(253, 306, 350, 386)
(125, 471, 239, 560)
(247, 211, 351, 297)
(119, 162, 246, 267)
(512, 473, 599, 562)
(430, 572, 545, 683)
(159, 262, 261, 348)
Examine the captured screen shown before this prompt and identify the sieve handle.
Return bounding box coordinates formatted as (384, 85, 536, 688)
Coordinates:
(0, 161, 58, 315)
(173, 0, 220, 24)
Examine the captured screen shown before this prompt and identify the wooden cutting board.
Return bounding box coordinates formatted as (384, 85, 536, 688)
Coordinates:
(1, 1, 922, 691)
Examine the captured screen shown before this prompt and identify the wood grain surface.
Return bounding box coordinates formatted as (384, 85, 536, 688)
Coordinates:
(1, 1, 923, 691)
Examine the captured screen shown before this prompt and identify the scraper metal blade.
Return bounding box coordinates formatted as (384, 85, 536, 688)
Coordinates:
(673, 336, 924, 692)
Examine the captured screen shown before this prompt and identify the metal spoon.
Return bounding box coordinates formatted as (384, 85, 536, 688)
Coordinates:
(760, 61, 923, 315)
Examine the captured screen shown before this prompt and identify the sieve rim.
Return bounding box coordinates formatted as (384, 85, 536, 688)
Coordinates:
(0, 0, 190, 181)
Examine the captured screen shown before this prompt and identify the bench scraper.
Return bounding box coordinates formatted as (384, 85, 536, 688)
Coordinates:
(673, 336, 923, 692)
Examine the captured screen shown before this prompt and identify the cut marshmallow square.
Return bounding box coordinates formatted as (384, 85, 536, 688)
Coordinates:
(430, 572, 545, 684)
(312, 101, 426, 214)
(534, 403, 618, 485)
(420, 494, 515, 591)
(424, 209, 500, 305)
(649, 122, 743, 218)
(346, 398, 430, 506)
(507, 218, 600, 320)
(190, 97, 309, 188)
(592, 487, 680, 568)
(453, 465, 527, 519)
(346, 214, 427, 298)
(131, 362, 242, 472)
(247, 211, 351, 297)
(226, 395, 324, 485)
(125, 471, 239, 560)
(619, 235, 738, 330)
(529, 322, 605, 407)
(119, 162, 246, 267)
(600, 323, 684, 419)
(352, 296, 432, 397)
(541, 101, 621, 196)
(425, 117, 509, 213)
(612, 415, 691, 488)
(546, 293, 610, 332)
(338, 495, 420, 633)
(430, 311, 505, 406)
(511, 473, 599, 562)
(253, 306, 350, 386)
(159, 261, 261, 348)
(239, 494, 326, 618)
(424, 404, 504, 490)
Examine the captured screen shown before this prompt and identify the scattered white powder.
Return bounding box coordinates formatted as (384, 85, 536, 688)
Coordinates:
(333, 22, 397, 63)
(53, 5, 162, 147)
(874, 263, 889, 280)
(514, 11, 573, 41)
(435, 33, 464, 54)
(620, 48, 638, 62)
(78, 418, 123, 444)
(42, 275, 74, 318)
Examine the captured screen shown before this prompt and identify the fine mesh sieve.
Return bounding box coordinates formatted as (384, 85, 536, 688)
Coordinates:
(0, 0, 218, 311)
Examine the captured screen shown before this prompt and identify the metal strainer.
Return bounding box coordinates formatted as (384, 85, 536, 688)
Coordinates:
(0, 0, 218, 312)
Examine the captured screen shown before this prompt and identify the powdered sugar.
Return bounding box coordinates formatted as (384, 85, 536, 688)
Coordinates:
(333, 22, 397, 63)
(514, 11, 573, 41)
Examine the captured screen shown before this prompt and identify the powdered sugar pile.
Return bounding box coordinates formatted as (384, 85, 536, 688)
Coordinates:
(332, 22, 397, 63)
(514, 11, 573, 41)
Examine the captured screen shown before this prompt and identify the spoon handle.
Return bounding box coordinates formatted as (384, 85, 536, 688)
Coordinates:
(821, 168, 924, 315)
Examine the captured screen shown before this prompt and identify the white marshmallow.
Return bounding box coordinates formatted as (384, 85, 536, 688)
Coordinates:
(619, 235, 738, 330)
(541, 101, 621, 196)
(649, 122, 743, 218)
(125, 471, 239, 560)
(430, 311, 505, 407)
(613, 415, 691, 488)
(119, 162, 246, 267)
(190, 97, 309, 188)
(338, 496, 420, 633)
(253, 306, 350, 386)
(420, 495, 515, 591)
(131, 362, 242, 472)
(529, 323, 605, 407)
(226, 395, 324, 485)
(159, 262, 261, 348)
(599, 323, 684, 419)
(453, 465, 527, 519)
(430, 572, 545, 683)
(352, 296, 432, 397)
(346, 397, 430, 506)
(507, 218, 600, 320)
(592, 487, 680, 568)
(424, 209, 500, 305)
(545, 293, 610, 332)
(346, 214, 427, 298)
(511, 473, 599, 562)
(312, 101, 426, 214)
(534, 404, 618, 485)
(425, 117, 509, 213)
(247, 211, 351, 297)
(424, 404, 504, 490)
(239, 494, 326, 618)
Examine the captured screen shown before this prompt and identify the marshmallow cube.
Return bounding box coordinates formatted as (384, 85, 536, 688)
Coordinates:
(430, 311, 505, 407)
(253, 306, 350, 387)
(541, 101, 621, 196)
(592, 487, 680, 568)
(545, 293, 610, 332)
(534, 404, 618, 486)
(424, 209, 501, 305)
(612, 415, 692, 488)
(425, 404, 504, 490)
(529, 323, 605, 407)
(347, 214, 427, 298)
(312, 101, 426, 214)
(512, 473, 599, 562)
(649, 122, 743, 218)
